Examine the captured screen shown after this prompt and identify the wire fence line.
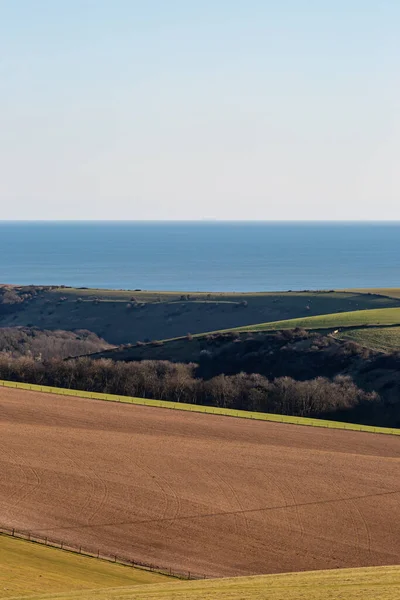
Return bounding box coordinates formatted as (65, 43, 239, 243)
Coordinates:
(0, 525, 206, 580)
(1, 378, 399, 436)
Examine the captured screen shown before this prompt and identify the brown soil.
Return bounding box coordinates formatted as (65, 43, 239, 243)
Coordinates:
(1, 388, 399, 578)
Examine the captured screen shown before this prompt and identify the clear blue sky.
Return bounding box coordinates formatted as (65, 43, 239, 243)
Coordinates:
(1, 1, 399, 220)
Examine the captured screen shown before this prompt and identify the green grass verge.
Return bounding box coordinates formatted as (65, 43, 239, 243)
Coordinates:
(1, 379, 399, 436)
(11, 565, 400, 600)
(339, 326, 400, 353)
(0, 533, 168, 599)
(219, 307, 400, 334)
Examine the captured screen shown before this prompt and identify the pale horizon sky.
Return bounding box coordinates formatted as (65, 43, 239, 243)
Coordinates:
(1, 1, 399, 221)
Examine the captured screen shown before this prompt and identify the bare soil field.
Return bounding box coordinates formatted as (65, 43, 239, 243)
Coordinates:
(0, 388, 399, 578)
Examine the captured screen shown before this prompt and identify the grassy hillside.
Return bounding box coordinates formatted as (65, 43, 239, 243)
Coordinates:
(1, 286, 399, 345)
(339, 326, 400, 353)
(226, 307, 400, 334)
(0, 534, 168, 599)
(92, 307, 400, 362)
(9, 566, 400, 600)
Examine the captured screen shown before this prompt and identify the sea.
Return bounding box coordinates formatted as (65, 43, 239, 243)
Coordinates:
(0, 221, 399, 292)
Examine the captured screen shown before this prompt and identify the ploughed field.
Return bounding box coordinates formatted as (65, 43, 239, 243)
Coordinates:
(1, 388, 400, 578)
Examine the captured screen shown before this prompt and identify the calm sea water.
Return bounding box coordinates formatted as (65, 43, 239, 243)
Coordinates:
(0, 222, 399, 292)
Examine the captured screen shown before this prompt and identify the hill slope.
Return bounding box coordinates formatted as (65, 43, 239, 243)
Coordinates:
(0, 534, 168, 599)
(6, 566, 400, 600)
(85, 326, 400, 427)
(225, 307, 400, 334)
(338, 327, 400, 353)
(88, 306, 400, 364)
(1, 386, 400, 579)
(1, 286, 398, 345)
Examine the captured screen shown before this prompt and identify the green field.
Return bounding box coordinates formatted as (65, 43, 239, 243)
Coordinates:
(0, 534, 168, 599)
(7, 563, 400, 600)
(339, 326, 400, 352)
(1, 379, 399, 436)
(220, 307, 400, 334)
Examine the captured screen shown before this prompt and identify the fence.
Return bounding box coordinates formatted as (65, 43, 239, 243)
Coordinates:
(1, 378, 399, 436)
(0, 525, 205, 580)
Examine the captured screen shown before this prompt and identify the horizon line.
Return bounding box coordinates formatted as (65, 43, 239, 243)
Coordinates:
(1, 219, 400, 224)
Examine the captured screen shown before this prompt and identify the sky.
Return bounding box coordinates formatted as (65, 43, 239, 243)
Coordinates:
(0, 0, 399, 221)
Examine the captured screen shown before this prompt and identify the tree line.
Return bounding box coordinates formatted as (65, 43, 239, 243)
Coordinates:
(0, 355, 379, 423)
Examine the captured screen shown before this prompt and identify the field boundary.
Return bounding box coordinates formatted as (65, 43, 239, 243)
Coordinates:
(1, 379, 399, 436)
(0, 525, 204, 580)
